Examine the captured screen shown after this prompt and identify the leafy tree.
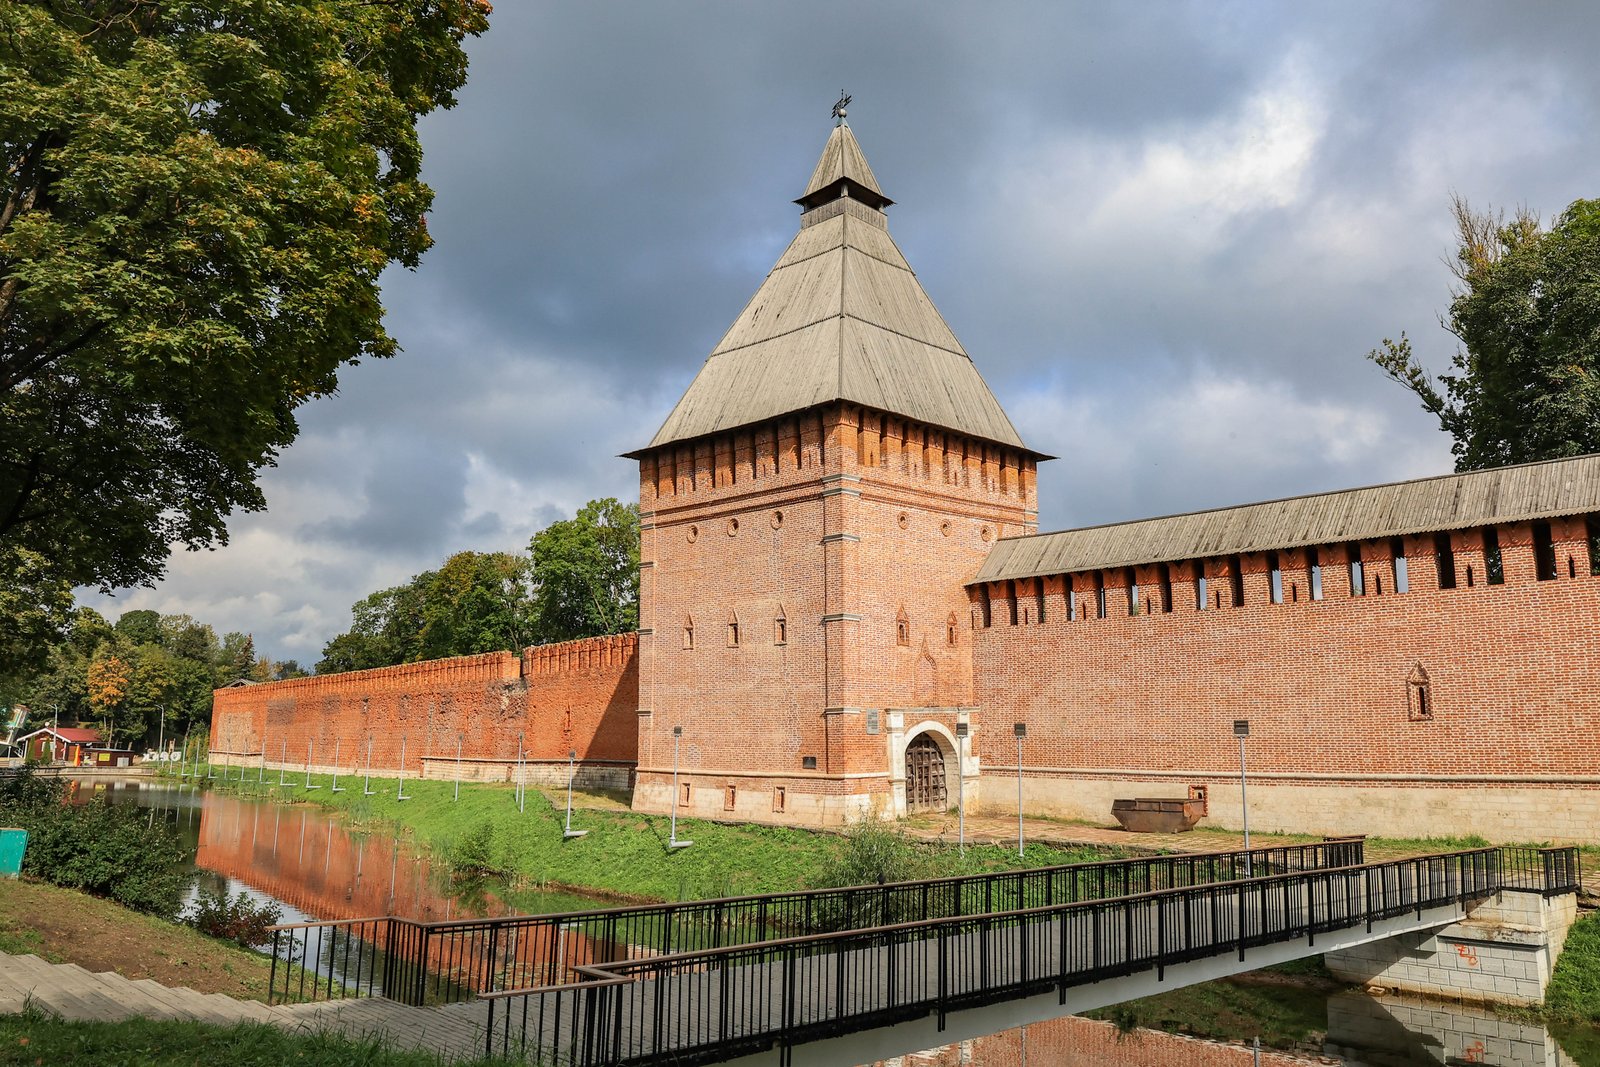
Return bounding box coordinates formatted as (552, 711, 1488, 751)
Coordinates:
(113, 609, 163, 647)
(86, 650, 133, 742)
(0, 1, 491, 669)
(218, 632, 258, 684)
(315, 551, 533, 671)
(1370, 196, 1600, 470)
(0, 547, 73, 678)
(529, 498, 640, 643)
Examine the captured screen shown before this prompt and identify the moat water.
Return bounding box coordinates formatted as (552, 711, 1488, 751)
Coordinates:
(81, 776, 1598, 1066)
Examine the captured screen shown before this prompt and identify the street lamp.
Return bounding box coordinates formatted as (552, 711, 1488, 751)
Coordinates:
(396, 734, 411, 801)
(1013, 723, 1027, 858)
(954, 723, 968, 856)
(669, 726, 692, 849)
(1234, 719, 1252, 874)
(453, 732, 463, 802)
(564, 749, 587, 839)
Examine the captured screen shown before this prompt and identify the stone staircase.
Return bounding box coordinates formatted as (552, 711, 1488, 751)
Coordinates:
(0, 952, 492, 1061)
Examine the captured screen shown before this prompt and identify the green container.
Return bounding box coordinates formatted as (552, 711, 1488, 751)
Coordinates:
(0, 828, 26, 878)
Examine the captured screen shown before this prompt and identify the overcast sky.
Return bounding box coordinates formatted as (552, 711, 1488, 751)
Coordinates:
(81, 2, 1600, 665)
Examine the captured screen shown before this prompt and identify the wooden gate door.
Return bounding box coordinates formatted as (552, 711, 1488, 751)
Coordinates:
(905, 734, 948, 813)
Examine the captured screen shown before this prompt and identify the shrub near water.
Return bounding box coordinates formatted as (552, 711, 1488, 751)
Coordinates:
(183, 890, 283, 949)
(0, 769, 193, 915)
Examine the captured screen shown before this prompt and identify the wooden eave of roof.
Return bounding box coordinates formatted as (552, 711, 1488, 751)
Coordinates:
(971, 452, 1600, 586)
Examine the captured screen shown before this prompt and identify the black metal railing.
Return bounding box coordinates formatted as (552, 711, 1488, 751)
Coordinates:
(1499, 845, 1583, 895)
(264, 837, 1364, 1005)
(482, 849, 1502, 1067)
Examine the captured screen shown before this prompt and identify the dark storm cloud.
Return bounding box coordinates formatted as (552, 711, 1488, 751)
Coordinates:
(81, 1, 1600, 660)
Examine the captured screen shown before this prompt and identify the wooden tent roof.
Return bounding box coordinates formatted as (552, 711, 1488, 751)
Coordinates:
(973, 453, 1600, 585)
(635, 122, 1031, 456)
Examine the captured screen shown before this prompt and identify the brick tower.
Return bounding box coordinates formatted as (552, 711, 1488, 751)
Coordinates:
(629, 115, 1045, 826)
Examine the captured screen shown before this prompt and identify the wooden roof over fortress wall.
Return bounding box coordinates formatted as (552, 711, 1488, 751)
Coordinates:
(974, 452, 1600, 584)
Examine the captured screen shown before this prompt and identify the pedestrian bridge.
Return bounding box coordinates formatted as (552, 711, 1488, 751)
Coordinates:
(267, 841, 1581, 1066)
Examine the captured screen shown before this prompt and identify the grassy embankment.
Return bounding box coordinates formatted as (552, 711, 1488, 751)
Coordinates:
(0, 1009, 514, 1067)
(191, 769, 1132, 901)
(0, 878, 280, 1001)
(1546, 911, 1600, 1058)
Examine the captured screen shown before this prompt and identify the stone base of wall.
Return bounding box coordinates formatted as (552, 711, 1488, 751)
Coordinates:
(416, 758, 633, 792)
(210, 754, 634, 793)
(631, 772, 890, 828)
(1325, 991, 1577, 1065)
(1325, 891, 1578, 1007)
(969, 773, 1600, 845)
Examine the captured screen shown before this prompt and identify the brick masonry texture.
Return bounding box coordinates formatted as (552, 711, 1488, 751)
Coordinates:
(632, 403, 1037, 825)
(859, 1014, 1306, 1066)
(207, 634, 638, 781)
(969, 515, 1600, 842)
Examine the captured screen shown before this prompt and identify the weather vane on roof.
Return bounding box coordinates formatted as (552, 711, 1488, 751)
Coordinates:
(832, 91, 851, 126)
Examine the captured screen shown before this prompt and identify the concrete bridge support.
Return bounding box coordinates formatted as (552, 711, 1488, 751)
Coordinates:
(1325, 890, 1578, 1007)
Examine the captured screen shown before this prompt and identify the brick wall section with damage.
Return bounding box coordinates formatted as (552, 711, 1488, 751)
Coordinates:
(208, 633, 639, 786)
(968, 514, 1600, 841)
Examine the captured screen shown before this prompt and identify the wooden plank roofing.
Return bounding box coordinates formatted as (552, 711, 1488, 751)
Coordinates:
(636, 125, 1031, 456)
(972, 453, 1600, 585)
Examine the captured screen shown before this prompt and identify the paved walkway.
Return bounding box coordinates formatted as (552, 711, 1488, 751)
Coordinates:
(0, 951, 490, 1062)
(899, 812, 1266, 855)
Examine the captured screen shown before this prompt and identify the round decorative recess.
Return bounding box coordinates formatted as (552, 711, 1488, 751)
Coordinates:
(686, 524, 699, 543)
(727, 517, 740, 536)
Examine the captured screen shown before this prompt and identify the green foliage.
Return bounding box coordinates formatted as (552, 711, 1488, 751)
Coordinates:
(1371, 195, 1600, 470)
(809, 814, 926, 890)
(316, 550, 535, 672)
(0, 1009, 523, 1067)
(0, 770, 193, 915)
(447, 820, 505, 876)
(0, 548, 74, 680)
(1546, 911, 1600, 1023)
(8, 605, 296, 746)
(530, 498, 641, 642)
(0, 1, 491, 684)
(316, 499, 639, 672)
(182, 889, 282, 949)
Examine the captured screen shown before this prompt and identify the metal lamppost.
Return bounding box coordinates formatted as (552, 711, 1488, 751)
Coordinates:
(1234, 719, 1252, 875)
(304, 739, 320, 789)
(330, 737, 344, 793)
(396, 734, 411, 801)
(515, 732, 525, 813)
(954, 723, 969, 857)
(278, 739, 288, 786)
(453, 732, 463, 802)
(1013, 723, 1027, 858)
(363, 734, 375, 796)
(564, 749, 587, 840)
(668, 726, 692, 849)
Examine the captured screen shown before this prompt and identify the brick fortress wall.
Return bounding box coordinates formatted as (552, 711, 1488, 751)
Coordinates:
(635, 402, 1035, 826)
(208, 633, 639, 789)
(969, 515, 1600, 843)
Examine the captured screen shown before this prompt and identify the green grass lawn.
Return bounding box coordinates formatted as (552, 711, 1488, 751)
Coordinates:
(1547, 911, 1600, 1024)
(195, 771, 1130, 902)
(0, 1010, 516, 1067)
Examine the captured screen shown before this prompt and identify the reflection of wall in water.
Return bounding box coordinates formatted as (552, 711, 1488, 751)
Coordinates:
(193, 797, 622, 986)
(855, 1014, 1308, 1066)
(1325, 992, 1578, 1067)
